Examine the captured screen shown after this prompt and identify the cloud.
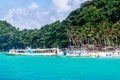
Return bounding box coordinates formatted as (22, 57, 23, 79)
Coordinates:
(73, 0, 88, 6)
(50, 16, 57, 22)
(52, 0, 71, 13)
(2, 0, 88, 29)
(28, 3, 39, 10)
(52, 0, 88, 13)
(51, 0, 88, 21)
(2, 8, 42, 29)
(42, 11, 50, 15)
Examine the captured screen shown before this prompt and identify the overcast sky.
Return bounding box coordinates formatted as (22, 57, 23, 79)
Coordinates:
(0, 0, 87, 29)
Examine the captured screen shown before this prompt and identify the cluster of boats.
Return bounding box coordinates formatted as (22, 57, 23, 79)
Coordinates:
(7, 47, 120, 58)
(7, 47, 92, 57)
(8, 48, 63, 56)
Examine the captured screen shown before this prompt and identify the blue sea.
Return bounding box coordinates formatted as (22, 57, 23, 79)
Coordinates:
(0, 52, 120, 80)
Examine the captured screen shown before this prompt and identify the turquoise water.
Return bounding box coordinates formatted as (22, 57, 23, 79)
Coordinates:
(0, 52, 120, 80)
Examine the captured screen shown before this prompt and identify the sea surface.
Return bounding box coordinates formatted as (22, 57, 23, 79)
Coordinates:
(0, 52, 120, 80)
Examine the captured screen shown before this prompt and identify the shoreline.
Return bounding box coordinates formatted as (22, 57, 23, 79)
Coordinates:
(3, 51, 120, 58)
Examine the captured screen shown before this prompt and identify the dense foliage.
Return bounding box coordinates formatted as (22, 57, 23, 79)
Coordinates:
(65, 0, 120, 47)
(0, 0, 120, 51)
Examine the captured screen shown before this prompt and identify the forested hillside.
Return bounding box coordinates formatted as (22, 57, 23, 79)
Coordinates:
(0, 0, 120, 51)
(64, 0, 120, 47)
(32, 0, 120, 48)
